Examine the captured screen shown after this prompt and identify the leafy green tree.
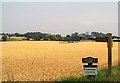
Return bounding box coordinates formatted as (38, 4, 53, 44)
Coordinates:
(14, 33, 19, 36)
(24, 32, 46, 40)
(55, 34, 63, 41)
(49, 35, 57, 41)
(43, 35, 50, 40)
(71, 32, 80, 41)
(91, 31, 107, 38)
(2, 35, 7, 41)
(65, 35, 71, 41)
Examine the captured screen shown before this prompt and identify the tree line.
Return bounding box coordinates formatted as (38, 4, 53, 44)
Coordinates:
(1, 31, 119, 41)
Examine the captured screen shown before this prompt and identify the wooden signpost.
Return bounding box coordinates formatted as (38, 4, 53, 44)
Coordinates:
(82, 33, 113, 79)
(82, 57, 98, 79)
(107, 33, 112, 77)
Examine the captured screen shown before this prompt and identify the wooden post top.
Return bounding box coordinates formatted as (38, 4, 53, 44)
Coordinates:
(107, 33, 113, 47)
(107, 33, 112, 35)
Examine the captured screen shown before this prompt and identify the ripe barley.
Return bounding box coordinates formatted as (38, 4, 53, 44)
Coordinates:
(1, 41, 118, 81)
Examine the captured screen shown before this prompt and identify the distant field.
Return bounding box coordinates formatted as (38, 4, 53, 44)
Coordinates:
(1, 41, 118, 81)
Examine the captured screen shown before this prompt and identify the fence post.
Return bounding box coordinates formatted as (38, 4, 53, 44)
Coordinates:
(118, 43, 120, 65)
(118, 2, 120, 65)
(107, 33, 112, 77)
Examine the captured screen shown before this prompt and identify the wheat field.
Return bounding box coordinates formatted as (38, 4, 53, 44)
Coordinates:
(1, 41, 118, 81)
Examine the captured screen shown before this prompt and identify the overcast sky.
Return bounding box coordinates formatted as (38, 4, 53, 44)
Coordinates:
(1, 2, 118, 36)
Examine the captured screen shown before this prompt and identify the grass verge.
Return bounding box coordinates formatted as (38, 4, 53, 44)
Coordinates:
(58, 65, 120, 82)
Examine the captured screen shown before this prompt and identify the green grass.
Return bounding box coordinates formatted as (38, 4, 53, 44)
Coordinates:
(58, 65, 120, 82)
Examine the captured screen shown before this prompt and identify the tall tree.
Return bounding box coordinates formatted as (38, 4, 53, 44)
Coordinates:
(2, 35, 7, 41)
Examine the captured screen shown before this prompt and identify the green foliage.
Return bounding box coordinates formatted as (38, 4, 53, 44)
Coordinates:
(59, 65, 120, 82)
(24, 32, 64, 41)
(2, 35, 7, 41)
(64, 32, 80, 41)
(43, 34, 50, 40)
(24, 32, 46, 40)
(91, 31, 107, 38)
(2, 31, 119, 41)
(55, 34, 63, 41)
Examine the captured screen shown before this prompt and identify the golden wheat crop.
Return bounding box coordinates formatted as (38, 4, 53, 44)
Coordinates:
(1, 41, 118, 81)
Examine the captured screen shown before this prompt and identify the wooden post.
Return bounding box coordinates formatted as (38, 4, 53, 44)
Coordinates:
(118, 43, 120, 65)
(107, 33, 112, 77)
(118, 1, 120, 65)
